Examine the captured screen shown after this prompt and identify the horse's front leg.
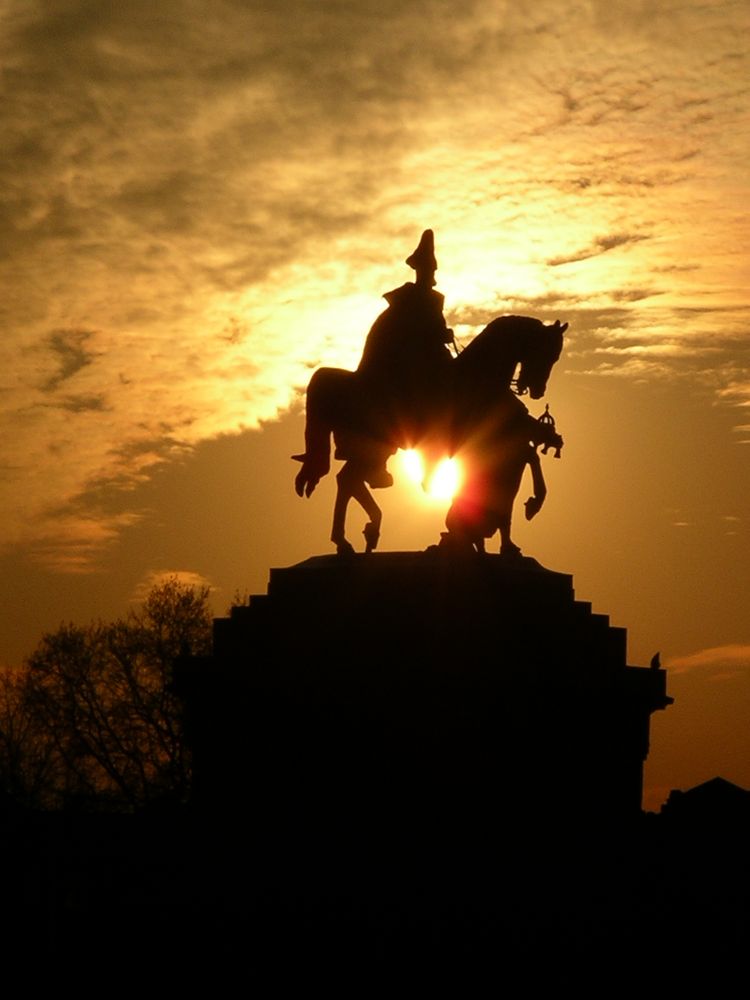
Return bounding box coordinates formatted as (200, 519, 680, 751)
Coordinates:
(523, 449, 547, 521)
(498, 454, 528, 558)
(497, 511, 521, 558)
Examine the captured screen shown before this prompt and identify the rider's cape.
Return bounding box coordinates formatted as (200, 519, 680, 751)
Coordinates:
(356, 283, 453, 442)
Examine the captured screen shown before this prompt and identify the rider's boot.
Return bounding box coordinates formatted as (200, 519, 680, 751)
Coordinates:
(524, 495, 543, 520)
(365, 463, 393, 489)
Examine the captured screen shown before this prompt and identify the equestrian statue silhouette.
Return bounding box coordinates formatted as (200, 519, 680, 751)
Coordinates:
(293, 231, 566, 556)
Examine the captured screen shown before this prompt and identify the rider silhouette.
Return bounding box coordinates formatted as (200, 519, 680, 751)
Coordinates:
(356, 230, 454, 486)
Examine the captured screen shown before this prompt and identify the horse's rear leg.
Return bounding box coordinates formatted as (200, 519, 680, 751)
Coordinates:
(351, 481, 382, 552)
(332, 463, 382, 555)
(331, 467, 356, 555)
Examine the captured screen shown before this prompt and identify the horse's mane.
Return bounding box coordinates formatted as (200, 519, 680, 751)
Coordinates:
(455, 314, 544, 369)
(462, 314, 542, 349)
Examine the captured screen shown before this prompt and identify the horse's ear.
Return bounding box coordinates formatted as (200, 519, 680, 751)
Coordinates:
(555, 320, 568, 334)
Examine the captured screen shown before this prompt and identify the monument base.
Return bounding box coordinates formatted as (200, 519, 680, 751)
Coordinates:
(182, 552, 670, 834)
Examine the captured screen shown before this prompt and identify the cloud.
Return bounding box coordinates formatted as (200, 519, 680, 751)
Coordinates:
(41, 330, 98, 392)
(721, 383, 750, 405)
(667, 645, 750, 677)
(132, 569, 214, 604)
(57, 394, 108, 413)
(547, 233, 649, 267)
(1, 0, 749, 569)
(27, 511, 142, 574)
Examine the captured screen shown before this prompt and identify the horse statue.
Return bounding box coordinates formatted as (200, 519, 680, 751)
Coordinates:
(293, 315, 566, 556)
(442, 391, 563, 556)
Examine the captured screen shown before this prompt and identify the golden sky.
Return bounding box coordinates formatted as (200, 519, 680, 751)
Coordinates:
(1, 0, 749, 808)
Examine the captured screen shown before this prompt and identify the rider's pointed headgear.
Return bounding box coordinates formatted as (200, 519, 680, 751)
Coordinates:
(406, 229, 437, 272)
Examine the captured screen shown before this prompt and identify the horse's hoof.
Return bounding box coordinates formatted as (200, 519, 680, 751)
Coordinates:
(499, 542, 522, 559)
(294, 469, 318, 498)
(335, 540, 356, 557)
(524, 496, 542, 521)
(435, 531, 477, 557)
(363, 521, 380, 552)
(292, 454, 328, 497)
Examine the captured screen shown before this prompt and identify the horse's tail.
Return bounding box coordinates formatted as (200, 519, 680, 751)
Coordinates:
(293, 367, 353, 497)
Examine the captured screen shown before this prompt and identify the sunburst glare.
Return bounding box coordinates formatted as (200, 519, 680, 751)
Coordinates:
(400, 448, 424, 484)
(398, 449, 461, 502)
(429, 457, 461, 500)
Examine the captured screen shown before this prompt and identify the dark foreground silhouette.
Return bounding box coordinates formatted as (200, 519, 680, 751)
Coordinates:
(6, 234, 745, 982)
(5, 556, 747, 983)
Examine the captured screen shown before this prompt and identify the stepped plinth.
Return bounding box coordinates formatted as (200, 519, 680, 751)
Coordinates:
(181, 552, 670, 835)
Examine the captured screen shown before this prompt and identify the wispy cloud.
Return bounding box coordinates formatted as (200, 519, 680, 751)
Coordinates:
(667, 645, 750, 676)
(547, 233, 649, 267)
(132, 569, 214, 604)
(41, 330, 98, 392)
(1, 0, 748, 568)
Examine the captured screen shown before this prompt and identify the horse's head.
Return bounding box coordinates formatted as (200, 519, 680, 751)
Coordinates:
(515, 319, 566, 399)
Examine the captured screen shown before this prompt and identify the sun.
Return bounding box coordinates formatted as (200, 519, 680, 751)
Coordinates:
(398, 449, 462, 502)
(429, 456, 462, 500)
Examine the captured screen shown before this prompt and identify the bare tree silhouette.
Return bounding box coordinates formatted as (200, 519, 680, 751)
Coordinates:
(0, 578, 211, 811)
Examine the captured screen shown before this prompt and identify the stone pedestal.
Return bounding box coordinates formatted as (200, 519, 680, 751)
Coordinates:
(182, 552, 670, 835)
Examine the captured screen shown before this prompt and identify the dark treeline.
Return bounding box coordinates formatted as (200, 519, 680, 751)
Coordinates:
(0, 578, 211, 812)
